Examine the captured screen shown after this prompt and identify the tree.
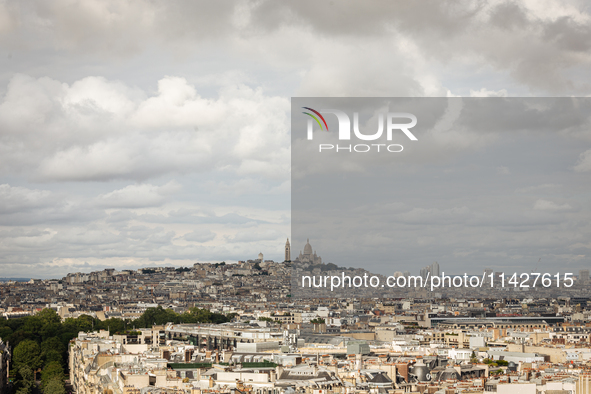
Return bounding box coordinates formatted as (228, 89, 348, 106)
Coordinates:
(0, 326, 12, 340)
(135, 306, 179, 327)
(14, 366, 34, 394)
(16, 387, 32, 394)
(43, 378, 66, 394)
(43, 350, 63, 367)
(42, 361, 64, 388)
(37, 308, 61, 325)
(18, 366, 34, 382)
(0, 298, 238, 394)
(13, 339, 42, 370)
(180, 307, 232, 325)
(9, 329, 35, 348)
(40, 321, 61, 342)
(95, 317, 126, 334)
(74, 315, 95, 332)
(41, 337, 66, 355)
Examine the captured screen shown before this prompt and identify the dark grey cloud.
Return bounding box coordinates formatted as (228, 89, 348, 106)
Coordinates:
(1, 1, 590, 95)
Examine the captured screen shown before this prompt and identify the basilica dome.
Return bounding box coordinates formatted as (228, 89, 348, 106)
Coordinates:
(294, 238, 322, 265)
(303, 239, 313, 256)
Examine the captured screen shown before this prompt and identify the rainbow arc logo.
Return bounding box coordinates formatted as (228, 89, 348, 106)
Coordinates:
(302, 107, 328, 131)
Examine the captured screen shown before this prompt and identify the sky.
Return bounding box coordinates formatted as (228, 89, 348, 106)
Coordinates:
(1, 0, 591, 278)
(291, 98, 591, 277)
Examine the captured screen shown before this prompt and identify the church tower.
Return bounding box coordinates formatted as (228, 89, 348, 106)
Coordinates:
(285, 238, 291, 262)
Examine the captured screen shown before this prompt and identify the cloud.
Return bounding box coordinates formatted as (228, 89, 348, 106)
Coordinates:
(0, 184, 54, 214)
(135, 211, 266, 226)
(63, 76, 144, 116)
(574, 149, 591, 172)
(228, 229, 282, 243)
(496, 166, 510, 175)
(533, 199, 574, 211)
(2, 1, 591, 96)
(398, 206, 472, 225)
(0, 74, 290, 182)
(95, 181, 181, 209)
(470, 88, 508, 97)
(0, 184, 103, 226)
(515, 183, 561, 194)
(182, 229, 216, 243)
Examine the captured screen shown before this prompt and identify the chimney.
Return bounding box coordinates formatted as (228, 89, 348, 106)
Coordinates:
(396, 363, 409, 383)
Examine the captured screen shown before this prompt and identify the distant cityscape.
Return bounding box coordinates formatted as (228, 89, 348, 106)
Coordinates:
(2, 240, 591, 394)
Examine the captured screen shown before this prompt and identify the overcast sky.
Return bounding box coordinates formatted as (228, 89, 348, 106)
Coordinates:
(1, 0, 591, 278)
(291, 98, 591, 277)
